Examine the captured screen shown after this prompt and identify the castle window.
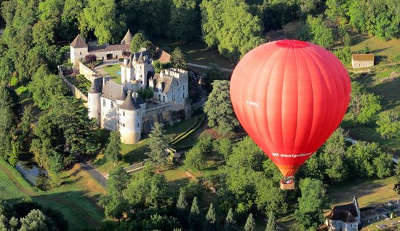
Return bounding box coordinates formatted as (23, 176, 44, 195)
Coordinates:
(122, 123, 125, 127)
(123, 111, 125, 116)
(137, 122, 139, 127)
(103, 99, 106, 107)
(111, 102, 114, 108)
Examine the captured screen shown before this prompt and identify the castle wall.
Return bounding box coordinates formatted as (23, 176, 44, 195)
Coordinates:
(58, 66, 88, 107)
(79, 62, 99, 82)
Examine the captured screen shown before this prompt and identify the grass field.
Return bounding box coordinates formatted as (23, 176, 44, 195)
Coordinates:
(155, 39, 235, 69)
(102, 64, 121, 84)
(94, 116, 202, 174)
(351, 35, 400, 60)
(328, 177, 397, 208)
(0, 159, 105, 231)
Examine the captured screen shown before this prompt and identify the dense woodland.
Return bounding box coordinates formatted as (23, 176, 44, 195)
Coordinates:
(0, 0, 400, 230)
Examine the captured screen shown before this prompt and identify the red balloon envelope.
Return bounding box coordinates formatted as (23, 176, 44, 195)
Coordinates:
(230, 40, 351, 179)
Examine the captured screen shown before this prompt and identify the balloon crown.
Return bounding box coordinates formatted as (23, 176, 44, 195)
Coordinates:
(276, 40, 309, 48)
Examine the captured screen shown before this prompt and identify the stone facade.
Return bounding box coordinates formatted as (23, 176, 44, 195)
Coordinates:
(352, 54, 374, 69)
(325, 197, 361, 231)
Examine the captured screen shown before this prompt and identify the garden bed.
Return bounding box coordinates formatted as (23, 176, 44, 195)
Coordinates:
(65, 74, 91, 95)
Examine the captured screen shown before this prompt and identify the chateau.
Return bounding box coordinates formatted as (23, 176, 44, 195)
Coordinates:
(69, 30, 189, 144)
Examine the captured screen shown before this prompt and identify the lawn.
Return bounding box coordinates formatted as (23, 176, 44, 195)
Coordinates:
(327, 177, 397, 208)
(94, 116, 202, 174)
(351, 35, 400, 60)
(0, 159, 105, 231)
(101, 64, 121, 84)
(155, 39, 235, 69)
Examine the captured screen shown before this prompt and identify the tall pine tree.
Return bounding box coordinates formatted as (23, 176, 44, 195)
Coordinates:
(176, 189, 188, 225)
(265, 211, 276, 231)
(204, 203, 216, 231)
(189, 196, 201, 231)
(244, 213, 255, 231)
(147, 122, 169, 166)
(104, 130, 121, 166)
(224, 208, 236, 231)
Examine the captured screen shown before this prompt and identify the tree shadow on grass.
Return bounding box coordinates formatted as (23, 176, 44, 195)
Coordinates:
(167, 178, 190, 192)
(29, 191, 104, 231)
(122, 145, 149, 164)
(328, 178, 386, 207)
(373, 77, 400, 110)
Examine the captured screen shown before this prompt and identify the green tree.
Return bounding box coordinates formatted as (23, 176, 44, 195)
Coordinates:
(200, 0, 264, 60)
(104, 130, 121, 166)
(298, 0, 321, 15)
(123, 165, 168, 209)
(184, 136, 212, 170)
(350, 84, 382, 124)
(28, 65, 68, 110)
(31, 97, 99, 173)
(204, 203, 216, 231)
(306, 15, 334, 48)
(176, 189, 188, 223)
(19, 209, 48, 231)
(79, 0, 124, 44)
(169, 0, 199, 42)
(204, 80, 238, 134)
(170, 47, 187, 70)
(0, 86, 15, 162)
(376, 110, 400, 139)
(224, 208, 236, 231)
(100, 167, 130, 220)
(130, 32, 147, 53)
(147, 122, 170, 166)
(61, 0, 83, 41)
(295, 178, 326, 231)
(244, 213, 255, 231)
(373, 152, 394, 178)
(346, 141, 392, 178)
(265, 211, 276, 231)
(213, 138, 232, 159)
(189, 196, 201, 231)
(319, 128, 349, 182)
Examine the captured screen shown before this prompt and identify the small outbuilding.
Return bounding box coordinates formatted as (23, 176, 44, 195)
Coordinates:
(325, 197, 361, 231)
(351, 54, 374, 69)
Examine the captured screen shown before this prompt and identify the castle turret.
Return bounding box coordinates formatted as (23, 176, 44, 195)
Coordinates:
(88, 81, 101, 125)
(119, 90, 142, 144)
(134, 51, 154, 88)
(70, 34, 88, 66)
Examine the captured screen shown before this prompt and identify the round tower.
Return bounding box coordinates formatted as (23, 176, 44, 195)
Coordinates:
(88, 82, 101, 125)
(119, 90, 142, 144)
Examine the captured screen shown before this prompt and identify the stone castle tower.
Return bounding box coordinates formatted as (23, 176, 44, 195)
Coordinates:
(87, 81, 145, 144)
(121, 51, 153, 88)
(88, 82, 101, 125)
(70, 34, 88, 66)
(118, 90, 143, 144)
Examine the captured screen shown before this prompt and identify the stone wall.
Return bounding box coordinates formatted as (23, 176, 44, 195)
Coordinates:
(79, 62, 98, 82)
(58, 65, 88, 107)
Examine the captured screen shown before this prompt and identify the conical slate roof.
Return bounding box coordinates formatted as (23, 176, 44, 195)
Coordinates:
(70, 34, 87, 48)
(121, 29, 132, 45)
(119, 90, 140, 110)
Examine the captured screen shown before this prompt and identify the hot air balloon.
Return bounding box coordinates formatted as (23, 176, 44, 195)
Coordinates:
(230, 40, 351, 190)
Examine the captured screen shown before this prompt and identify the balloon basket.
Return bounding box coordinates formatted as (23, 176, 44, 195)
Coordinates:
(280, 178, 295, 190)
